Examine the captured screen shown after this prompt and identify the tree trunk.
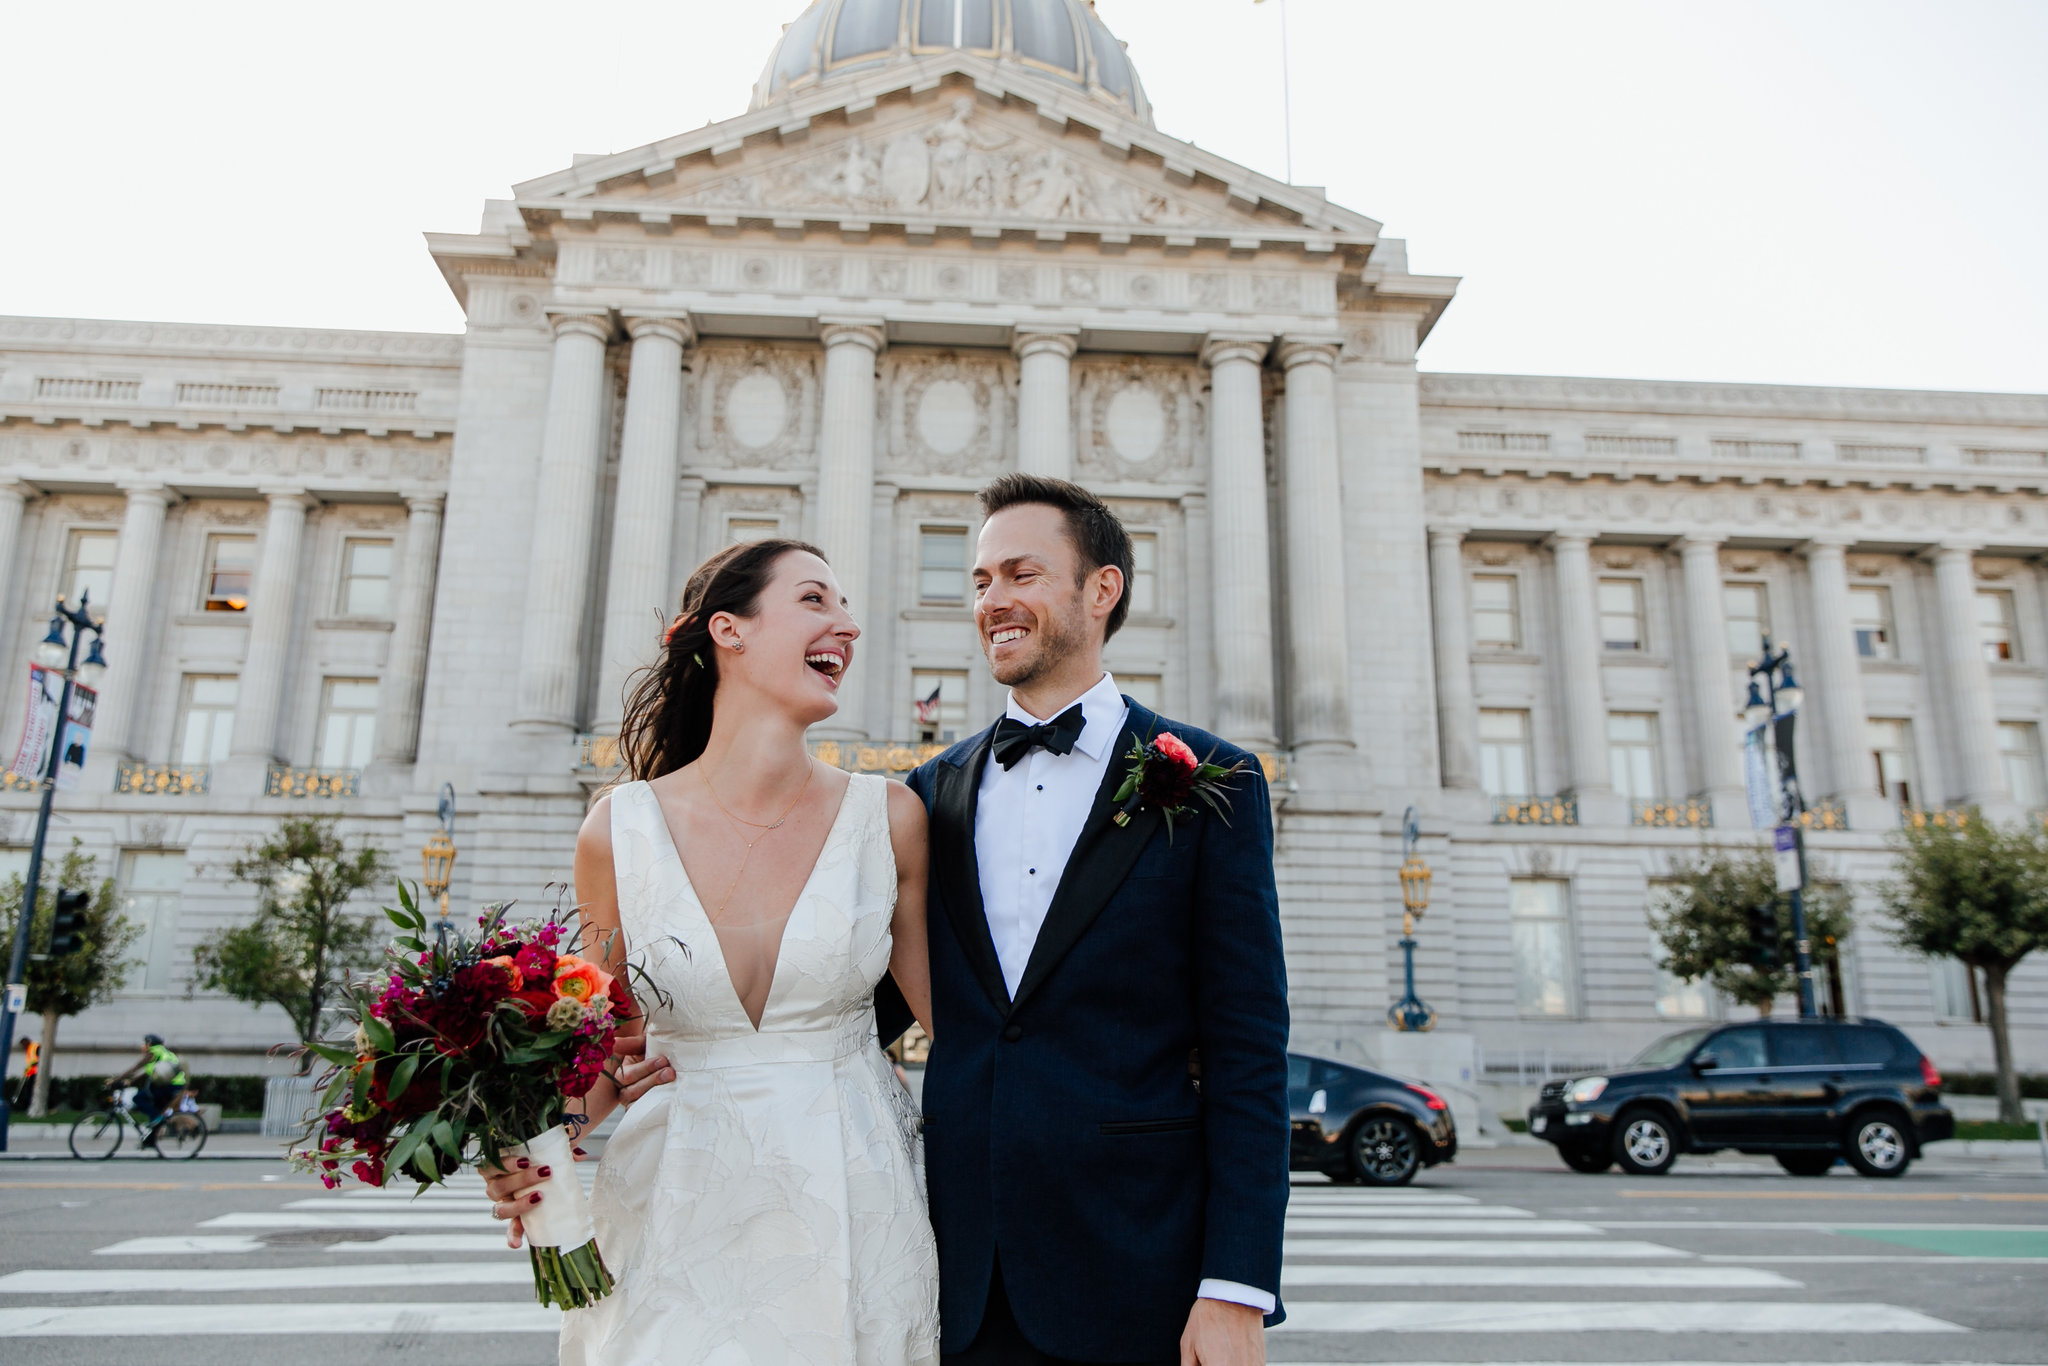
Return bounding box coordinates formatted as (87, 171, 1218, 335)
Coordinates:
(27, 1011, 57, 1117)
(1754, 994, 1775, 1018)
(1982, 962, 2023, 1125)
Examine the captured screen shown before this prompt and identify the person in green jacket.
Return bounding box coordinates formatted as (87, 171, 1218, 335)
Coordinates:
(113, 1034, 187, 1122)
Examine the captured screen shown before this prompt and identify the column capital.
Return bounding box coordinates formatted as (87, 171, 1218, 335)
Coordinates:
(1798, 531, 1856, 554)
(1426, 522, 1470, 547)
(547, 312, 612, 343)
(819, 319, 886, 353)
(1927, 539, 1984, 563)
(1673, 532, 1724, 554)
(1275, 336, 1344, 371)
(1544, 529, 1596, 551)
(1011, 327, 1079, 361)
(402, 490, 446, 516)
(257, 485, 316, 508)
(0, 479, 36, 504)
(114, 479, 175, 506)
(679, 472, 709, 496)
(622, 313, 695, 348)
(1200, 332, 1272, 369)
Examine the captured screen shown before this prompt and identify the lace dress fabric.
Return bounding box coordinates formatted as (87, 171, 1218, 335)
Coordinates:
(560, 775, 939, 1366)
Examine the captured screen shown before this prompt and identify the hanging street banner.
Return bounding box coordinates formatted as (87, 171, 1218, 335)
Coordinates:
(1773, 824, 1803, 893)
(1743, 723, 1777, 830)
(8, 666, 96, 789)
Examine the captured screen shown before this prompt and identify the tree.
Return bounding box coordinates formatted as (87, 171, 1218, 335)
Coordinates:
(1650, 843, 1853, 1017)
(1880, 813, 2048, 1124)
(192, 817, 388, 1067)
(0, 841, 137, 1116)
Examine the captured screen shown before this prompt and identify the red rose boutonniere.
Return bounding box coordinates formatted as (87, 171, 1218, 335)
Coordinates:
(1113, 730, 1252, 841)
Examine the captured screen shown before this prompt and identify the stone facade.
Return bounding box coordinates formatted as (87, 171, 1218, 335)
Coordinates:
(4, 4, 2044, 1079)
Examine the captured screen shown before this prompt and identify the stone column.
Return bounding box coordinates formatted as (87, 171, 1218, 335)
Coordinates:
(1201, 334, 1277, 750)
(1799, 534, 1881, 814)
(1427, 525, 1479, 790)
(0, 482, 31, 610)
(1276, 338, 1356, 789)
(374, 493, 444, 764)
(230, 488, 315, 763)
(1014, 329, 1079, 480)
(595, 315, 692, 733)
(1929, 542, 2007, 805)
(1677, 534, 1744, 809)
(512, 313, 612, 735)
(1548, 532, 1612, 803)
(813, 321, 885, 740)
(669, 474, 707, 607)
(88, 481, 172, 760)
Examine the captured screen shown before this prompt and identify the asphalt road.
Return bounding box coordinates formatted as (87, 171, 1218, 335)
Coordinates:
(2, 1141, 2044, 1365)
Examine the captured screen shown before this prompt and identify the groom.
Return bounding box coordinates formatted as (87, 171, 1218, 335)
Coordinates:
(886, 475, 1289, 1366)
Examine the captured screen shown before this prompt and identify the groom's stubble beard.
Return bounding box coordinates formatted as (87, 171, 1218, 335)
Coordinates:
(981, 583, 1091, 691)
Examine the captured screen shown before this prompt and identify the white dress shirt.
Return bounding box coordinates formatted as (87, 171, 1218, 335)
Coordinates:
(972, 671, 1276, 1316)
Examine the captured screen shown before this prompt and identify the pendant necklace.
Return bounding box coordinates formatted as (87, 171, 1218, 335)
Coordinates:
(699, 760, 813, 926)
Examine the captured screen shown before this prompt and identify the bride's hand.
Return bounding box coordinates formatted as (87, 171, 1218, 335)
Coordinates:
(481, 1140, 591, 1250)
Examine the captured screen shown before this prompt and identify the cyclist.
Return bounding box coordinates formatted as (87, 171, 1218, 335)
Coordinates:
(113, 1034, 187, 1125)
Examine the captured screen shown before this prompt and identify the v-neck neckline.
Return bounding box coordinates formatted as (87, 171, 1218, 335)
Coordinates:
(646, 773, 856, 1033)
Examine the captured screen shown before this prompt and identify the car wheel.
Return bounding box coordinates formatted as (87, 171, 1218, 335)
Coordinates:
(1561, 1147, 1614, 1174)
(1844, 1110, 1912, 1178)
(1349, 1115, 1421, 1186)
(1774, 1152, 1836, 1177)
(1612, 1109, 1678, 1175)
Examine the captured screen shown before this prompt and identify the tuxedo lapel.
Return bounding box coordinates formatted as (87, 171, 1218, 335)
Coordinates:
(1009, 702, 1165, 1015)
(933, 727, 1012, 1016)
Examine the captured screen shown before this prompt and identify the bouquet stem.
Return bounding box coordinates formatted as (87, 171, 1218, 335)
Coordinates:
(530, 1239, 614, 1309)
(504, 1123, 614, 1309)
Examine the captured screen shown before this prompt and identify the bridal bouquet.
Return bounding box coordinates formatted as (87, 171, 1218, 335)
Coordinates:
(292, 885, 636, 1309)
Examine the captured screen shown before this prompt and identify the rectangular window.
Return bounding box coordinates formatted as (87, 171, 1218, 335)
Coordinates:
(1510, 879, 1576, 1017)
(62, 529, 119, 612)
(338, 539, 394, 618)
(909, 670, 969, 742)
(1607, 712, 1662, 801)
(1999, 722, 2046, 807)
(1120, 674, 1162, 712)
(176, 676, 238, 766)
(119, 850, 187, 993)
(1849, 585, 1894, 660)
(203, 534, 256, 612)
(1478, 709, 1533, 798)
(1597, 578, 1646, 652)
(1723, 582, 1769, 659)
(1929, 957, 1982, 1023)
(1654, 964, 1714, 1020)
(727, 518, 779, 545)
(317, 679, 379, 769)
(1127, 533, 1159, 615)
(1470, 575, 1521, 651)
(1869, 717, 1914, 808)
(1977, 589, 2019, 663)
(918, 527, 968, 605)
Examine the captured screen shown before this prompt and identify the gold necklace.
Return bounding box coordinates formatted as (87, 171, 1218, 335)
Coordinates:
(698, 761, 813, 925)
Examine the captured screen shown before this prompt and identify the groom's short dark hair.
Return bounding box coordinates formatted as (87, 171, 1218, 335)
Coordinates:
(978, 474, 1136, 641)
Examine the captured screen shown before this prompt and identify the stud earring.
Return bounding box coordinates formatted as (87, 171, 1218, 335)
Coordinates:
(730, 640, 744, 654)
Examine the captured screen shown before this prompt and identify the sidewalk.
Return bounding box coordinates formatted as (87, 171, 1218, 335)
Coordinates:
(1460, 1133, 2047, 1175)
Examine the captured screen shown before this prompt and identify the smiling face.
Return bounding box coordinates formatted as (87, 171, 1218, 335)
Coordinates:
(973, 502, 1122, 699)
(707, 549, 860, 727)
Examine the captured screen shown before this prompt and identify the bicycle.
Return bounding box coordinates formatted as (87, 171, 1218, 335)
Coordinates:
(67, 1084, 208, 1161)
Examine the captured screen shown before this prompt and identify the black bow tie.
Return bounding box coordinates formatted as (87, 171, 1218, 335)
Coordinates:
(991, 706, 1087, 770)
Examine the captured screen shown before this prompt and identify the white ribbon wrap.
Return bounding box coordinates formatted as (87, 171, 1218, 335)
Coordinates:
(503, 1124, 595, 1250)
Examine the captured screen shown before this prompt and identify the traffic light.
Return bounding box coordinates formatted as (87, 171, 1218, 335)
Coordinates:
(47, 889, 90, 958)
(1745, 902, 1780, 970)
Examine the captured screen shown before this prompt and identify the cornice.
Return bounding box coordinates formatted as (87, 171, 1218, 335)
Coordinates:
(0, 315, 462, 366)
(1420, 371, 2048, 427)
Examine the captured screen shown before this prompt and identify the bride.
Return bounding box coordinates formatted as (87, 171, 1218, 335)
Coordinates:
(483, 539, 940, 1365)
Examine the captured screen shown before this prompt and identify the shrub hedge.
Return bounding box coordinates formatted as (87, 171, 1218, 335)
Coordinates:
(1940, 1072, 2048, 1100)
(33, 1073, 273, 1115)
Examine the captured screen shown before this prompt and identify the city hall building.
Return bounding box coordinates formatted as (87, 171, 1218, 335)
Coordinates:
(5, 0, 2045, 1090)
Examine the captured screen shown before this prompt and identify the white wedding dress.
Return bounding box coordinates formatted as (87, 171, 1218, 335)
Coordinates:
(560, 775, 940, 1366)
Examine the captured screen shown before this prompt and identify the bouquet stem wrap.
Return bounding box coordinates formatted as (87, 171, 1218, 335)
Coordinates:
(505, 1125, 613, 1309)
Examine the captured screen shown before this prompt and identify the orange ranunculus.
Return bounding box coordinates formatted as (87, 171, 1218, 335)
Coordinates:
(483, 955, 523, 989)
(553, 955, 612, 1004)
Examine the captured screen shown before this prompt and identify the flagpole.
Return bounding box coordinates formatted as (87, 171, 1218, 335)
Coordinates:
(1256, 0, 1294, 184)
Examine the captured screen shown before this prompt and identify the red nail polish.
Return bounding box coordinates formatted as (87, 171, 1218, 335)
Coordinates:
(516, 1158, 530, 1170)
(537, 1166, 551, 1178)
(530, 1192, 542, 1204)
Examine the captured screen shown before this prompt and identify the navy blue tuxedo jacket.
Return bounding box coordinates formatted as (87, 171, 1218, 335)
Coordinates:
(889, 700, 1289, 1361)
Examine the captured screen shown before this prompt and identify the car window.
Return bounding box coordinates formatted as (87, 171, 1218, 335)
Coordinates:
(1706, 1027, 1768, 1069)
(1769, 1027, 1840, 1067)
(1839, 1026, 1906, 1066)
(1287, 1056, 1312, 1091)
(1631, 1027, 1713, 1068)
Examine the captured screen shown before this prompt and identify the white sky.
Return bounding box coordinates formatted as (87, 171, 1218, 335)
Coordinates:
(3, 0, 2042, 393)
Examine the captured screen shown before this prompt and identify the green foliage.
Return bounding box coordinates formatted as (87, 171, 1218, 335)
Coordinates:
(0, 841, 135, 1019)
(37, 1072, 269, 1114)
(1649, 843, 1851, 1014)
(191, 817, 388, 1057)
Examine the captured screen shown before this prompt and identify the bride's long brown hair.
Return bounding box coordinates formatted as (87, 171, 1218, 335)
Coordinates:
(617, 538, 827, 781)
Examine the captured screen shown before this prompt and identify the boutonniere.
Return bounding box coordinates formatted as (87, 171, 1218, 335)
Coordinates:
(1113, 731, 1251, 840)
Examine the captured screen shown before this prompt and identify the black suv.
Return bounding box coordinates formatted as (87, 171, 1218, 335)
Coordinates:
(1288, 1052, 1458, 1185)
(1527, 1017, 1953, 1178)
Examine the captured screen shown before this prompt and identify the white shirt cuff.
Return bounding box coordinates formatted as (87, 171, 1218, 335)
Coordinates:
(1197, 1278, 1276, 1314)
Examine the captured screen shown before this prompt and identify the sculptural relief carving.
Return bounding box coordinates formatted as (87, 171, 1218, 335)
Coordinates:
(593, 247, 645, 284)
(804, 257, 842, 290)
(697, 344, 817, 471)
(673, 251, 710, 285)
(868, 259, 908, 294)
(996, 265, 1034, 300)
(885, 352, 1008, 478)
(1190, 274, 1228, 309)
(1252, 275, 1301, 309)
(1061, 268, 1098, 302)
(1127, 275, 1159, 304)
(1076, 359, 1198, 482)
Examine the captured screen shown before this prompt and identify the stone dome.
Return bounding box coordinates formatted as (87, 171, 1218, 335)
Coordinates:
(753, 0, 1152, 125)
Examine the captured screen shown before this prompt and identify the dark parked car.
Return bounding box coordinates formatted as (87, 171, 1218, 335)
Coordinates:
(1288, 1052, 1458, 1185)
(1527, 1017, 1953, 1178)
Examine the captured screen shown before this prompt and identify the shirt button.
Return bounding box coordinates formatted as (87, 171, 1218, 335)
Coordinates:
(1036, 785, 1043, 791)
(1028, 868, 1036, 875)
(1002, 1025, 1023, 1042)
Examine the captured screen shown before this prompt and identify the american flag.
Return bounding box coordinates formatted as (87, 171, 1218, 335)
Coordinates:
(914, 684, 943, 725)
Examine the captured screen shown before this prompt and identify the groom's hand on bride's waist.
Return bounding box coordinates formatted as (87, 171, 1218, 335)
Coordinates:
(1180, 1297, 1265, 1366)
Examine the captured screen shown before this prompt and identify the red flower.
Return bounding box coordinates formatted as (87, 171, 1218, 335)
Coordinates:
(606, 973, 637, 1020)
(514, 942, 557, 983)
(1153, 733, 1197, 771)
(483, 955, 523, 989)
(1138, 733, 1200, 810)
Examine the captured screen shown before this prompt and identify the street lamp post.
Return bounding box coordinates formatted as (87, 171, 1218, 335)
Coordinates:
(1746, 634, 1818, 1019)
(0, 593, 108, 1151)
(422, 782, 457, 940)
(1387, 806, 1437, 1033)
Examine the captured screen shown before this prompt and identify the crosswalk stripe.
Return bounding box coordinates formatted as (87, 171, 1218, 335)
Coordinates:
(200, 1211, 500, 1231)
(1286, 1192, 1480, 1206)
(0, 1303, 560, 1337)
(1284, 1218, 1602, 1235)
(1272, 1301, 1965, 1334)
(1287, 1205, 1537, 1219)
(1281, 1265, 1798, 1289)
(1285, 1239, 1689, 1260)
(92, 1236, 268, 1256)
(327, 1234, 521, 1254)
(0, 1263, 529, 1294)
